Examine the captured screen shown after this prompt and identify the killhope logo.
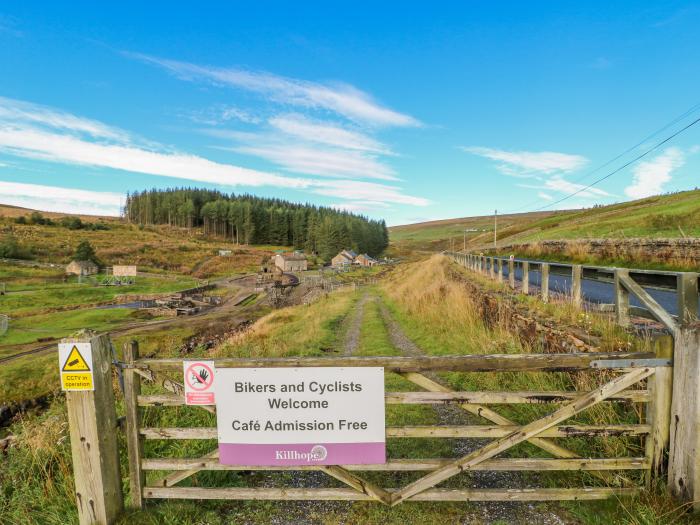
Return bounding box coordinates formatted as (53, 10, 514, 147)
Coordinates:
(275, 445, 328, 462)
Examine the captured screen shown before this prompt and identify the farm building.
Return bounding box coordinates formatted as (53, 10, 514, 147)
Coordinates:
(272, 252, 308, 272)
(354, 253, 378, 267)
(66, 260, 98, 276)
(331, 249, 357, 268)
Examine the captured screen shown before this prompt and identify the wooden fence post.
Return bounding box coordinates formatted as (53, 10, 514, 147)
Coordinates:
(540, 263, 549, 303)
(614, 269, 631, 327)
(497, 259, 503, 283)
(571, 265, 582, 306)
(489, 258, 495, 279)
(123, 341, 145, 509)
(63, 333, 123, 525)
(508, 259, 515, 289)
(521, 261, 529, 294)
(645, 335, 674, 482)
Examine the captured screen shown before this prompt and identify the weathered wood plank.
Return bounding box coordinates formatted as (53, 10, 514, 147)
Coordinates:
(319, 466, 392, 505)
(143, 486, 639, 502)
(618, 273, 677, 332)
(123, 341, 145, 509)
(142, 457, 649, 472)
(615, 269, 631, 327)
(137, 389, 648, 408)
(134, 351, 655, 372)
(647, 336, 674, 480)
(152, 449, 219, 488)
(140, 424, 650, 440)
(63, 334, 123, 525)
(390, 367, 654, 505)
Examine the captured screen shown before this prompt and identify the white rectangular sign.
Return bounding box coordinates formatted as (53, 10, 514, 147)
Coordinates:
(216, 367, 385, 466)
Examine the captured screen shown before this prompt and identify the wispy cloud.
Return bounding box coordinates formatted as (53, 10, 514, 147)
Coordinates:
(186, 104, 262, 126)
(537, 191, 553, 201)
(462, 146, 588, 176)
(624, 147, 684, 199)
(269, 114, 391, 154)
(0, 96, 427, 212)
(0, 180, 122, 216)
(126, 52, 421, 128)
(331, 200, 391, 213)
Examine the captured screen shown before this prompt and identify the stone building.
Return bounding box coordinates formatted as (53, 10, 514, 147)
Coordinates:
(331, 249, 357, 268)
(272, 252, 308, 272)
(66, 260, 98, 276)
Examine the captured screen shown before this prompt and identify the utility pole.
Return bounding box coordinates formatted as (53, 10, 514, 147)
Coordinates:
(494, 209, 498, 250)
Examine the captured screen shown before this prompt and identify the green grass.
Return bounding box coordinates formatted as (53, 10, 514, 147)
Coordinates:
(389, 189, 700, 265)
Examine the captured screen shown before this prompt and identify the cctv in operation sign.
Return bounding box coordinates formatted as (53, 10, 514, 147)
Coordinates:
(215, 367, 385, 466)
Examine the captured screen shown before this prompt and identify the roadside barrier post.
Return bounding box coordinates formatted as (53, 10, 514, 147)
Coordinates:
(521, 261, 529, 294)
(62, 333, 124, 525)
(508, 259, 515, 289)
(497, 259, 503, 283)
(540, 263, 549, 303)
(571, 265, 582, 306)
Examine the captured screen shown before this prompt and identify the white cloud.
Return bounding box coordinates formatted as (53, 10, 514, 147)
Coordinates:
(537, 191, 554, 201)
(463, 146, 588, 176)
(269, 114, 391, 154)
(331, 200, 391, 213)
(232, 143, 397, 181)
(127, 53, 421, 127)
(311, 180, 429, 206)
(624, 147, 684, 199)
(187, 105, 261, 126)
(0, 96, 427, 211)
(542, 176, 610, 198)
(0, 180, 122, 216)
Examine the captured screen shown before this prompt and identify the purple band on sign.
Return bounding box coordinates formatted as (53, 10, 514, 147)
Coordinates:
(218, 442, 385, 466)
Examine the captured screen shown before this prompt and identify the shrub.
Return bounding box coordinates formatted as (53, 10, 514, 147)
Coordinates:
(0, 235, 33, 259)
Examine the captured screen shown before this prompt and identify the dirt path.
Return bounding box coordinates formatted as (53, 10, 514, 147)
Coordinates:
(341, 292, 373, 355)
(377, 299, 571, 525)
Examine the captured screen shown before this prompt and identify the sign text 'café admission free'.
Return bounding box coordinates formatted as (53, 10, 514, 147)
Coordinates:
(216, 367, 385, 466)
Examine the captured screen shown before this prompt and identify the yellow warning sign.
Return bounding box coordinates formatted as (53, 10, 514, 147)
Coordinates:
(62, 346, 91, 372)
(61, 372, 93, 390)
(58, 342, 94, 391)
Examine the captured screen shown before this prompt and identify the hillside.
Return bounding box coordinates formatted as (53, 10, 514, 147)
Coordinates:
(390, 189, 700, 256)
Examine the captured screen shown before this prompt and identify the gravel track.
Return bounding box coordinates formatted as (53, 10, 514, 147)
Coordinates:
(377, 300, 572, 525)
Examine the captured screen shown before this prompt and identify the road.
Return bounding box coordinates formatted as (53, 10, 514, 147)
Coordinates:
(503, 262, 699, 317)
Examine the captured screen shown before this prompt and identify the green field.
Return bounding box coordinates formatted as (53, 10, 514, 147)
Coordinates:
(390, 189, 700, 254)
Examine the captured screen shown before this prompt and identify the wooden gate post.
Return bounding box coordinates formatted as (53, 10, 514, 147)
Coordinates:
(63, 333, 124, 525)
(668, 273, 700, 511)
(123, 341, 145, 509)
(646, 335, 674, 480)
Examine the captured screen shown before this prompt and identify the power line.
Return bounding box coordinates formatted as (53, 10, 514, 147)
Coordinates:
(508, 101, 700, 213)
(532, 115, 700, 212)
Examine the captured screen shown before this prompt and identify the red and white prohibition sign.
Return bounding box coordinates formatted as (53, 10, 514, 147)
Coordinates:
(183, 360, 216, 405)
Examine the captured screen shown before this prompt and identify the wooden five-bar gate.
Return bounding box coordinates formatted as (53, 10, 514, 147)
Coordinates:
(63, 331, 682, 525)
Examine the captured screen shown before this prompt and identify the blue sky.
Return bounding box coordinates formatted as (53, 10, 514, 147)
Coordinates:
(0, 2, 699, 225)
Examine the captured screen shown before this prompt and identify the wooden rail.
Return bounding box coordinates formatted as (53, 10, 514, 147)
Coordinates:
(134, 351, 656, 372)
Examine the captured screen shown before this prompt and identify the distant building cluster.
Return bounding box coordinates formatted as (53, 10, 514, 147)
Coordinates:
(331, 249, 378, 268)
